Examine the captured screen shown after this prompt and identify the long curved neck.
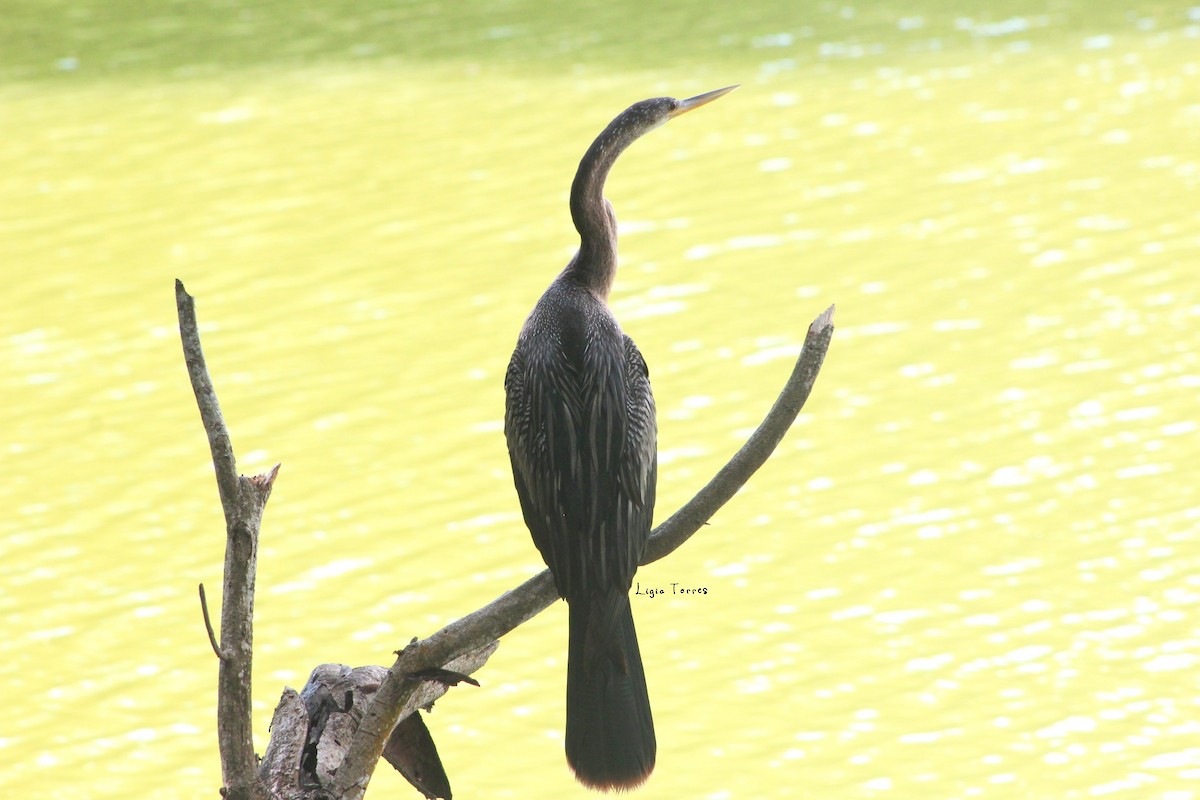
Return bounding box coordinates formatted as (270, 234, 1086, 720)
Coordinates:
(564, 113, 649, 299)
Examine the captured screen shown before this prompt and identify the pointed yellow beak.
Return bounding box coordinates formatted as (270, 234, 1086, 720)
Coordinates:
(669, 85, 739, 118)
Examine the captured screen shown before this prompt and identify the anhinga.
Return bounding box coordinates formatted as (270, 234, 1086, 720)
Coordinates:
(504, 85, 737, 790)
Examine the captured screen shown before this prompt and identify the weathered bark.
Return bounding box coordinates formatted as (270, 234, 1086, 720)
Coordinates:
(258, 644, 495, 799)
(178, 280, 275, 800)
(178, 278, 834, 799)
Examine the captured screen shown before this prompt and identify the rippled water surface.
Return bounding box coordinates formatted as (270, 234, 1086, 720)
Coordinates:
(3, 2, 1199, 798)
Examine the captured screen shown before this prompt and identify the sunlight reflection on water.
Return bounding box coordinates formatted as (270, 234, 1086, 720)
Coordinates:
(5, 3, 1200, 798)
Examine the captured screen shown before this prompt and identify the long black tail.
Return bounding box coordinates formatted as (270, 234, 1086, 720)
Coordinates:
(565, 592, 656, 791)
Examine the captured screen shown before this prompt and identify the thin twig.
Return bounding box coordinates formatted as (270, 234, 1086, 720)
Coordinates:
(331, 304, 836, 799)
(199, 583, 228, 661)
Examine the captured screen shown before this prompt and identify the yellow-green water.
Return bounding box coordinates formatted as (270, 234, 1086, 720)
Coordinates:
(3, 2, 1199, 798)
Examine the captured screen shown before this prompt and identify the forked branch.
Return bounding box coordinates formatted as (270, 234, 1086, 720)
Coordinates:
(178, 280, 277, 800)
(330, 304, 836, 799)
(178, 278, 834, 800)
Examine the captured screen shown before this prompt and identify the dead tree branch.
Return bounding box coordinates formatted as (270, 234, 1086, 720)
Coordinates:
(330, 303, 837, 799)
(177, 279, 278, 800)
(179, 277, 834, 799)
(647, 303, 836, 562)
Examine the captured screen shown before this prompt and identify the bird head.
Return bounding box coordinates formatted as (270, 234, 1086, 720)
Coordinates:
(612, 85, 740, 140)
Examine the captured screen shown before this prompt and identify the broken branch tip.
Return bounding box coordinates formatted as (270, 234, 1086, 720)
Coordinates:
(810, 304, 836, 334)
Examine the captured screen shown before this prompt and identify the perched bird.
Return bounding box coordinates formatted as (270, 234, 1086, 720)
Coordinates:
(503, 86, 737, 790)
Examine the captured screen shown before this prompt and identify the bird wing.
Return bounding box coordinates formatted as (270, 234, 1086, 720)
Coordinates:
(504, 318, 655, 600)
(620, 333, 657, 528)
(505, 329, 593, 597)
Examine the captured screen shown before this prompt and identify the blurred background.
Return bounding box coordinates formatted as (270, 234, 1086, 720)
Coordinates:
(3, 1, 1199, 797)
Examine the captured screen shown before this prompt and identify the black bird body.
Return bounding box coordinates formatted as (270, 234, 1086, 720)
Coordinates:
(506, 283, 657, 599)
(505, 275, 658, 790)
(503, 87, 735, 791)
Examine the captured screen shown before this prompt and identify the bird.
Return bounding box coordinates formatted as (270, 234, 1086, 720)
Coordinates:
(503, 85, 737, 791)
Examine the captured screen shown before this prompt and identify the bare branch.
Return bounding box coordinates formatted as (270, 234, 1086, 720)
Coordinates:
(181, 275, 833, 799)
(331, 304, 836, 798)
(177, 279, 277, 800)
(176, 279, 239, 520)
(647, 303, 835, 562)
(199, 583, 228, 661)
